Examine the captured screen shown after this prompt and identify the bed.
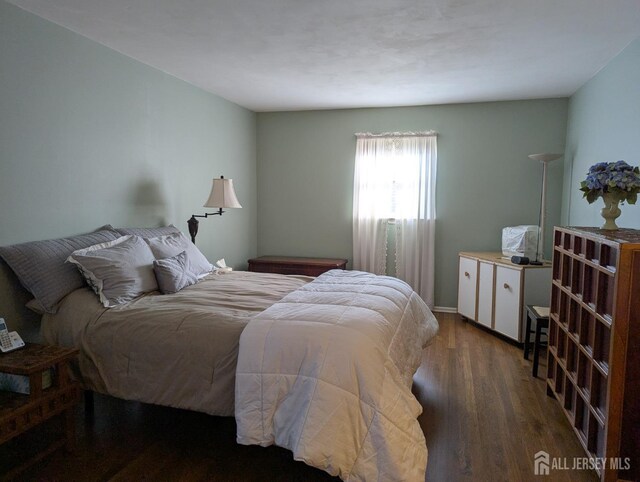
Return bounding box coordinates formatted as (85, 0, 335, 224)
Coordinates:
(1, 227, 438, 481)
(41, 271, 312, 416)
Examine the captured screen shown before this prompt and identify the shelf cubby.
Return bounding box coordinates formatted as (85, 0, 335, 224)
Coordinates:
(557, 328, 567, 362)
(596, 274, 615, 319)
(590, 369, 608, 419)
(554, 367, 565, 398)
(550, 284, 560, 316)
(593, 322, 610, 374)
(585, 238, 596, 262)
(574, 236, 584, 257)
(574, 393, 590, 444)
(583, 265, 597, 306)
(587, 415, 606, 459)
(564, 379, 575, 414)
(547, 353, 557, 386)
(548, 316, 558, 348)
(577, 350, 591, 396)
(567, 298, 579, 335)
(570, 259, 582, 294)
(560, 253, 570, 286)
(566, 342, 578, 378)
(552, 249, 562, 281)
(578, 309, 594, 355)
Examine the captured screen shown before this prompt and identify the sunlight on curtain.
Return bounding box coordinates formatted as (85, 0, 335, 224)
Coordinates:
(352, 132, 437, 307)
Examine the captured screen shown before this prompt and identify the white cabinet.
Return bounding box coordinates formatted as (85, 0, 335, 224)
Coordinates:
(457, 256, 477, 320)
(457, 252, 551, 342)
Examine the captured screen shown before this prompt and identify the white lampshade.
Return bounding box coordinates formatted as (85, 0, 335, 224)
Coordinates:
(203, 177, 242, 209)
(528, 153, 562, 163)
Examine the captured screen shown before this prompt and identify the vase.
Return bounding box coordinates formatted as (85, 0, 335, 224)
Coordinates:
(600, 193, 622, 230)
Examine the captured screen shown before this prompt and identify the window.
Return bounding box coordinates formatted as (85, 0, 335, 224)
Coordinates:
(352, 131, 437, 306)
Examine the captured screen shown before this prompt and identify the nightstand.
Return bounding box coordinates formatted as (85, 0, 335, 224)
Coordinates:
(0, 343, 80, 477)
(248, 256, 348, 276)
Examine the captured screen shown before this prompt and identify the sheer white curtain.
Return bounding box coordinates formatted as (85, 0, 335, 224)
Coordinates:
(352, 132, 437, 307)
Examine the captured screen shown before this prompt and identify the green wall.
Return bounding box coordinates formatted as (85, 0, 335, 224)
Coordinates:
(562, 38, 640, 228)
(257, 100, 568, 308)
(0, 2, 257, 337)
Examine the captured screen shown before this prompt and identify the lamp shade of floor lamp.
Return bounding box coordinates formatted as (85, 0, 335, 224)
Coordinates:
(528, 153, 562, 263)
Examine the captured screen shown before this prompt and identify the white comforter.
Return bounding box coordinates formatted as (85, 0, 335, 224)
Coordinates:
(235, 270, 439, 481)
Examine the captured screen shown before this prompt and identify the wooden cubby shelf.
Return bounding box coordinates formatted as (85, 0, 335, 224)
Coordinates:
(547, 227, 640, 482)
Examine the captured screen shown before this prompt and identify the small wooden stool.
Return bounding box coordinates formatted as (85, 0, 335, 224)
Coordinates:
(523, 305, 549, 378)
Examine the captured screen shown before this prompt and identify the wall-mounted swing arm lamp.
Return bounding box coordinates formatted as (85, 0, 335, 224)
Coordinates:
(187, 175, 242, 244)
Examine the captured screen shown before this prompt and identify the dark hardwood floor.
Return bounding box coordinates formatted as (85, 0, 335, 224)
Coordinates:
(2, 313, 598, 481)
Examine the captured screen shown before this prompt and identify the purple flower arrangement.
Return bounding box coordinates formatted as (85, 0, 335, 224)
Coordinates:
(580, 160, 640, 204)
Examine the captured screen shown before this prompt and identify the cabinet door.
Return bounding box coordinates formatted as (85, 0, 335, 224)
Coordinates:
(494, 266, 522, 341)
(457, 257, 478, 320)
(477, 262, 494, 328)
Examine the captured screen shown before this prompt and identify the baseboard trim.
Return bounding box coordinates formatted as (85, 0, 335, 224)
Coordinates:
(433, 306, 457, 313)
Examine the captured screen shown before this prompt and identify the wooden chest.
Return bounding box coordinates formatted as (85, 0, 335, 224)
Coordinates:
(247, 256, 348, 277)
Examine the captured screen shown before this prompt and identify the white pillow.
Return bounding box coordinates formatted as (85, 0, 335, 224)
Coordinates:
(145, 232, 212, 278)
(66, 235, 158, 307)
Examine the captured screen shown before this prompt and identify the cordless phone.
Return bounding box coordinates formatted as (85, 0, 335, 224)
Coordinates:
(0, 318, 25, 353)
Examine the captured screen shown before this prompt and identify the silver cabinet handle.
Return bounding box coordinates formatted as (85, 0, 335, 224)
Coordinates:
(504, 283, 510, 290)
(464, 271, 470, 278)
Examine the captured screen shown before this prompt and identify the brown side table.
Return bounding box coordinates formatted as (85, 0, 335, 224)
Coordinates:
(0, 343, 80, 477)
(248, 256, 348, 276)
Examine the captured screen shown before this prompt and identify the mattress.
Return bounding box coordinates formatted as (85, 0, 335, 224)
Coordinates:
(41, 271, 311, 416)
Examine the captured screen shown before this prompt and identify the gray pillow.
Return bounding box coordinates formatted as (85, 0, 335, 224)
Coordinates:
(145, 232, 212, 278)
(0, 226, 120, 313)
(153, 251, 199, 294)
(66, 235, 158, 307)
(115, 225, 180, 238)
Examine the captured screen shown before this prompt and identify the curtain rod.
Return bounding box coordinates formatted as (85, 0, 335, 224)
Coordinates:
(354, 130, 438, 139)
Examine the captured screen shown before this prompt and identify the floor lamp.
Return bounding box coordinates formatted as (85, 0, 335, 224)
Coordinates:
(528, 153, 562, 265)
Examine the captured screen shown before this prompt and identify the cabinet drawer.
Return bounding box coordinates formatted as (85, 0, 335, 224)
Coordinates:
(494, 266, 522, 341)
(457, 257, 478, 320)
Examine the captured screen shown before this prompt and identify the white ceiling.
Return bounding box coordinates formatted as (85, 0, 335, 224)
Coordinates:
(8, 0, 640, 112)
